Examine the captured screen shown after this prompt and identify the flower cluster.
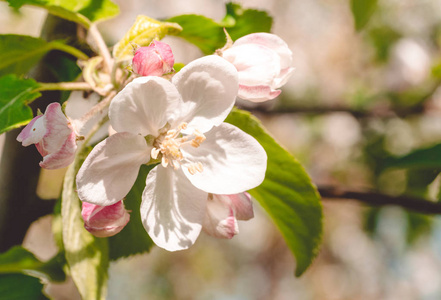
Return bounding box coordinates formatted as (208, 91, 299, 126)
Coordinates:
(18, 33, 293, 249)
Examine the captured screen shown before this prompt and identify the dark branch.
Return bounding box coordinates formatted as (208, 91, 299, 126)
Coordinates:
(319, 185, 441, 214)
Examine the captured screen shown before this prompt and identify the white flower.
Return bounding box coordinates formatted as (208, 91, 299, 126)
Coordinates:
(76, 55, 267, 251)
(17, 102, 77, 169)
(222, 33, 294, 102)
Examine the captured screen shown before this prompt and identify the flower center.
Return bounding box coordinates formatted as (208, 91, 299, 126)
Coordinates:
(151, 122, 206, 174)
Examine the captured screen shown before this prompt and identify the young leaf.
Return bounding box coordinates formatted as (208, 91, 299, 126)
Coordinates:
(6, 0, 119, 28)
(0, 246, 65, 282)
(108, 164, 156, 260)
(350, 0, 378, 31)
(0, 75, 41, 134)
(167, 2, 272, 54)
(112, 16, 182, 62)
(225, 108, 323, 276)
(0, 274, 49, 300)
(62, 162, 109, 300)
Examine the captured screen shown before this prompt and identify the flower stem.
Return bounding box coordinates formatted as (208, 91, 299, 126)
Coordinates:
(50, 41, 89, 60)
(76, 91, 116, 130)
(88, 24, 113, 73)
(35, 82, 92, 92)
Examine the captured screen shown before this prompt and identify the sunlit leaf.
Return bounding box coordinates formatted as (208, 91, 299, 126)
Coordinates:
(62, 162, 109, 300)
(0, 75, 41, 134)
(350, 0, 378, 31)
(112, 15, 182, 62)
(225, 108, 323, 276)
(167, 2, 272, 54)
(108, 164, 156, 260)
(0, 274, 48, 300)
(5, 0, 119, 28)
(0, 246, 65, 282)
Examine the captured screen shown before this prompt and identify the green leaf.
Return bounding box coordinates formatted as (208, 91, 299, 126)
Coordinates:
(6, 0, 119, 28)
(383, 143, 441, 170)
(225, 108, 323, 276)
(108, 164, 156, 260)
(350, 0, 378, 31)
(0, 246, 65, 282)
(0, 274, 48, 300)
(0, 74, 41, 134)
(112, 15, 182, 62)
(62, 162, 109, 300)
(167, 2, 272, 54)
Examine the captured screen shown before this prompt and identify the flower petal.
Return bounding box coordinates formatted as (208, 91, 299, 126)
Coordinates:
(39, 131, 77, 169)
(202, 194, 238, 239)
(221, 193, 254, 221)
(238, 84, 281, 102)
(16, 115, 45, 146)
(140, 166, 207, 251)
(76, 132, 150, 206)
(171, 55, 238, 133)
(110, 77, 181, 136)
(181, 123, 267, 194)
(40, 102, 74, 154)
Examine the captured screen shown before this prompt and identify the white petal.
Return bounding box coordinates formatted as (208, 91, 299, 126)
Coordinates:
(181, 123, 267, 194)
(110, 77, 181, 136)
(171, 55, 238, 133)
(140, 166, 207, 251)
(202, 194, 238, 239)
(223, 44, 279, 87)
(238, 84, 281, 102)
(76, 132, 150, 206)
(17, 115, 45, 146)
(40, 102, 73, 154)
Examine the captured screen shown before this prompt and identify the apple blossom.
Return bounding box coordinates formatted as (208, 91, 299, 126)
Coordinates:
(203, 192, 254, 239)
(81, 201, 130, 238)
(76, 55, 267, 251)
(221, 32, 294, 102)
(16, 102, 77, 169)
(132, 40, 174, 77)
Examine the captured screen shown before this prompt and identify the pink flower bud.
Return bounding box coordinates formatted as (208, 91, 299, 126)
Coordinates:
(17, 102, 77, 169)
(222, 33, 294, 102)
(132, 41, 174, 77)
(202, 193, 254, 239)
(81, 201, 130, 238)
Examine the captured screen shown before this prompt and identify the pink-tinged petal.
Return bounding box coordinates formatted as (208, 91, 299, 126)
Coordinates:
(171, 55, 238, 133)
(181, 123, 267, 195)
(76, 132, 151, 206)
(223, 44, 279, 87)
(273, 67, 295, 88)
(140, 166, 207, 251)
(39, 131, 77, 169)
(82, 201, 130, 238)
(132, 41, 174, 77)
(202, 194, 238, 239)
(110, 77, 181, 137)
(16, 115, 45, 147)
(238, 84, 281, 102)
(220, 193, 254, 221)
(39, 103, 74, 154)
(233, 33, 293, 70)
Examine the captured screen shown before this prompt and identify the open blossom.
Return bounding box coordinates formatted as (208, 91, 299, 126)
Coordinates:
(222, 32, 294, 102)
(76, 55, 267, 251)
(203, 192, 254, 239)
(132, 40, 174, 77)
(82, 201, 130, 238)
(16, 102, 77, 169)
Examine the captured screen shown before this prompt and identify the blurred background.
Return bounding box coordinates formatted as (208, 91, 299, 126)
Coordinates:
(2, 0, 441, 299)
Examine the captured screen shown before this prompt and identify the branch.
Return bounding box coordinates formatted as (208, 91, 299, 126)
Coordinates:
(319, 185, 441, 214)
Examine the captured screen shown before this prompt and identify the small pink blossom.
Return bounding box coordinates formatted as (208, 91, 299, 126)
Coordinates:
(202, 192, 254, 239)
(222, 33, 294, 102)
(132, 40, 174, 77)
(16, 102, 77, 169)
(81, 201, 130, 238)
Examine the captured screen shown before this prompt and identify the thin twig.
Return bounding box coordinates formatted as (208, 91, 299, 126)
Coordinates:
(88, 25, 113, 73)
(36, 81, 92, 92)
(319, 185, 441, 214)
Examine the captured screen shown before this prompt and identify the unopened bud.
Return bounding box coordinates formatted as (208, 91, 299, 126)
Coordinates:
(132, 40, 174, 77)
(81, 201, 130, 238)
